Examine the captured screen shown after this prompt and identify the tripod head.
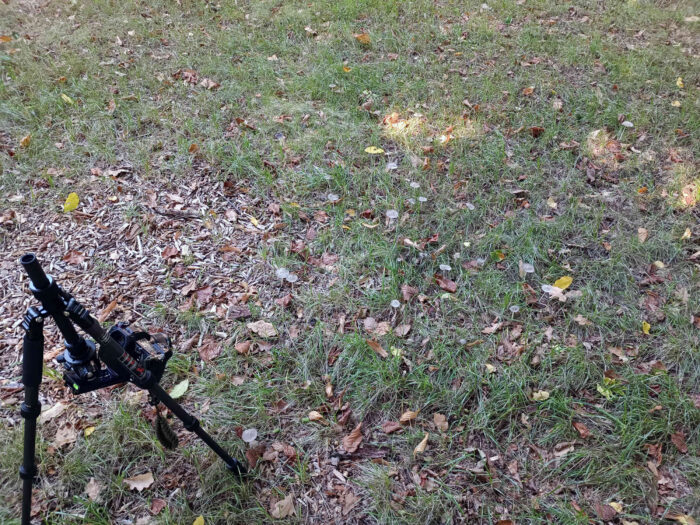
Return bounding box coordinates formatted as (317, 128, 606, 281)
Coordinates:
(20, 253, 172, 394)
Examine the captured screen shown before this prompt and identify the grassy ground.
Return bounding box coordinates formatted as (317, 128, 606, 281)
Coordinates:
(1, 0, 698, 523)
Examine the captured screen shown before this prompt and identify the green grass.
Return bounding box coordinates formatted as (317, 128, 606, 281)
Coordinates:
(1, 0, 698, 523)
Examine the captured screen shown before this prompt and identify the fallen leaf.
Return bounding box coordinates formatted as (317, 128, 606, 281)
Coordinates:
(382, 421, 402, 434)
(366, 339, 388, 358)
(161, 245, 179, 259)
(53, 424, 78, 448)
(609, 502, 624, 513)
(572, 421, 591, 438)
(85, 477, 101, 501)
(547, 196, 558, 209)
(234, 341, 251, 354)
(522, 86, 534, 96)
(364, 146, 384, 154)
(394, 324, 411, 337)
(433, 413, 448, 431)
(308, 411, 325, 422)
(39, 402, 67, 423)
(123, 472, 154, 492)
(63, 192, 80, 212)
(169, 379, 189, 399)
(668, 514, 696, 525)
(150, 498, 167, 515)
(676, 76, 684, 89)
(482, 321, 504, 335)
(400, 410, 419, 424)
(413, 432, 429, 456)
(62, 250, 85, 265)
(84, 426, 96, 437)
(20, 134, 31, 148)
(343, 422, 363, 452)
(553, 276, 573, 290)
(532, 390, 550, 401)
(0, 35, 12, 43)
(642, 321, 651, 335)
(671, 431, 688, 453)
(354, 33, 371, 45)
(270, 493, 295, 519)
(98, 299, 118, 323)
(188, 143, 199, 154)
(435, 274, 457, 293)
(638, 227, 648, 243)
(595, 502, 617, 521)
(573, 314, 592, 326)
(192, 516, 205, 525)
(401, 284, 419, 302)
(60, 93, 74, 104)
(198, 338, 221, 362)
(247, 320, 278, 338)
(529, 126, 544, 138)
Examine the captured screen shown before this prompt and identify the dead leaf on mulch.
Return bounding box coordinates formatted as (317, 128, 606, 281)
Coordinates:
(123, 472, 155, 492)
(85, 477, 102, 502)
(433, 413, 448, 431)
(62, 250, 85, 265)
(150, 498, 167, 515)
(400, 410, 419, 424)
(270, 493, 295, 519)
(572, 421, 592, 439)
(382, 421, 402, 434)
(413, 432, 429, 456)
(435, 274, 457, 293)
(197, 337, 221, 362)
(671, 431, 688, 453)
(401, 284, 419, 302)
(342, 422, 363, 452)
(247, 320, 278, 338)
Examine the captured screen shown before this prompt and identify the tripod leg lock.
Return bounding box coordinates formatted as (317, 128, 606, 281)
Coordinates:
(20, 401, 42, 419)
(19, 464, 37, 480)
(182, 416, 201, 433)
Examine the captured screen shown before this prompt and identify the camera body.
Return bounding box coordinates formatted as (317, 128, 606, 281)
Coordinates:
(59, 323, 172, 394)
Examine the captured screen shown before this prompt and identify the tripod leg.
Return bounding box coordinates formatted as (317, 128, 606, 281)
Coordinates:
(148, 384, 246, 476)
(20, 308, 45, 525)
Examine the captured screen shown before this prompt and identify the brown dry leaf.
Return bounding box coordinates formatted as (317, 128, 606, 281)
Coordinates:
(433, 413, 448, 432)
(594, 502, 617, 521)
(199, 78, 220, 90)
(270, 493, 295, 519)
(366, 339, 388, 358)
(670, 431, 688, 453)
(98, 299, 118, 323)
(394, 324, 411, 337)
(482, 321, 504, 335)
(400, 410, 419, 424)
(188, 143, 199, 154)
(354, 33, 371, 45)
(234, 340, 251, 354)
(364, 317, 391, 336)
(308, 410, 325, 422)
(413, 432, 429, 456)
(85, 477, 102, 501)
(522, 86, 534, 96)
(197, 338, 221, 362)
(401, 284, 419, 302)
(343, 422, 363, 452)
(668, 514, 697, 525)
(573, 314, 592, 326)
(123, 472, 154, 492)
(382, 421, 402, 434)
(53, 424, 78, 448)
(59, 250, 86, 268)
(572, 421, 592, 438)
(161, 245, 179, 259)
(529, 126, 545, 138)
(150, 498, 167, 515)
(435, 274, 457, 293)
(247, 320, 278, 338)
(194, 285, 214, 305)
(638, 227, 649, 244)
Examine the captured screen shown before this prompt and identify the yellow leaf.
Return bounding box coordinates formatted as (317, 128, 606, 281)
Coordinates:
(668, 514, 696, 525)
(60, 93, 74, 105)
(413, 432, 429, 456)
(681, 227, 691, 240)
(354, 33, 371, 45)
(364, 146, 384, 154)
(532, 390, 550, 401)
(597, 383, 614, 400)
(20, 134, 31, 148)
(642, 321, 650, 335)
(547, 196, 558, 209)
(484, 363, 497, 374)
(192, 516, 205, 525)
(671, 100, 681, 107)
(250, 216, 259, 227)
(609, 502, 624, 513)
(676, 76, 684, 89)
(63, 192, 80, 212)
(84, 426, 96, 437)
(553, 276, 573, 290)
(343, 66, 352, 72)
(361, 222, 379, 229)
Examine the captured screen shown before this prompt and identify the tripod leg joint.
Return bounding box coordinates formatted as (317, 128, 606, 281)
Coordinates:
(19, 464, 37, 480)
(183, 417, 200, 432)
(20, 401, 42, 419)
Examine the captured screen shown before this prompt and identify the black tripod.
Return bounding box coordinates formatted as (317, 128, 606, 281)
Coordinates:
(17, 253, 245, 524)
